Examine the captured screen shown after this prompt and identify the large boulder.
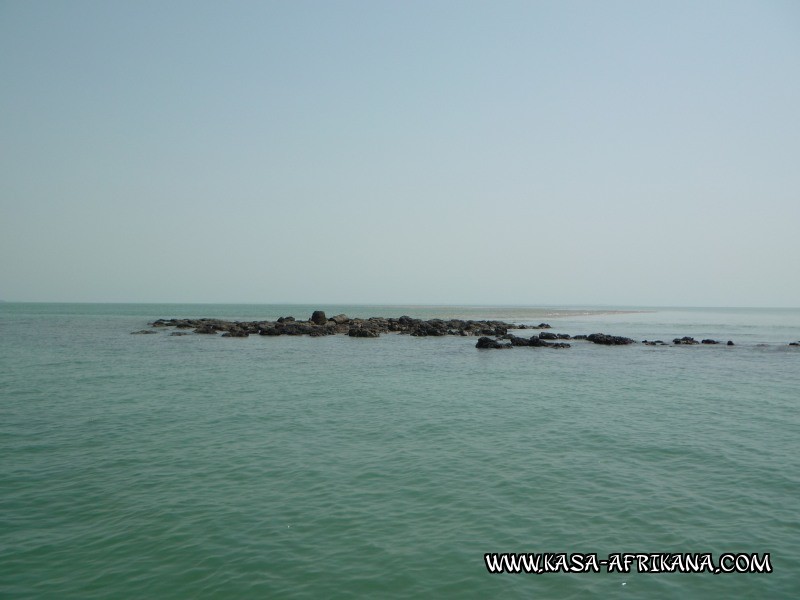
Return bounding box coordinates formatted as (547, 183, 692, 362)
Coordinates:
(310, 311, 327, 325)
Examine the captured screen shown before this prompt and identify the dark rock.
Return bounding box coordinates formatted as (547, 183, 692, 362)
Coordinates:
(586, 333, 635, 345)
(790, 342, 800, 347)
(259, 327, 283, 336)
(476, 336, 511, 349)
(673, 337, 699, 345)
(507, 335, 531, 346)
(410, 320, 447, 336)
(550, 342, 571, 349)
(131, 329, 157, 334)
(572, 334, 588, 340)
(170, 332, 189, 336)
(701, 339, 719, 344)
(642, 340, 667, 346)
(310, 311, 327, 325)
(348, 327, 380, 338)
(221, 329, 249, 338)
(727, 341, 735, 346)
(194, 325, 219, 334)
(539, 331, 558, 340)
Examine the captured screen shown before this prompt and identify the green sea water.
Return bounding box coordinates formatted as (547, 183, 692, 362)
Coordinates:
(1, 303, 799, 598)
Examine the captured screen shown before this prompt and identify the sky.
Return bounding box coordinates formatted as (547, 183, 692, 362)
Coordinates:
(1, 0, 799, 306)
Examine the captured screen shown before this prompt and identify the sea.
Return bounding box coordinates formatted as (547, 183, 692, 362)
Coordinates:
(1, 303, 798, 599)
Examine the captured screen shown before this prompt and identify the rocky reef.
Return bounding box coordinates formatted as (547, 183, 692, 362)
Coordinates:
(149, 311, 533, 339)
(132, 311, 800, 350)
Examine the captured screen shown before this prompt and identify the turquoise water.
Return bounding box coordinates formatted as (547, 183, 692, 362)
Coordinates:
(1, 303, 798, 598)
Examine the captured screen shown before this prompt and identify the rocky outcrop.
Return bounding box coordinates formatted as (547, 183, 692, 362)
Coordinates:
(476, 336, 511, 349)
(222, 329, 249, 337)
(701, 339, 720, 344)
(642, 340, 666, 345)
(348, 327, 380, 338)
(673, 337, 699, 345)
(149, 312, 527, 339)
(586, 333, 635, 345)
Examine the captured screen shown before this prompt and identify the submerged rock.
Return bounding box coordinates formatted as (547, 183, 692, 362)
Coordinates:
(131, 329, 157, 334)
(701, 339, 720, 345)
(727, 341, 735, 346)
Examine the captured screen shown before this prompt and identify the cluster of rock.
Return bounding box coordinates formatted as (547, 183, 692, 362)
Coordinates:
(672, 336, 734, 346)
(149, 311, 535, 339)
(477, 334, 571, 349)
(475, 331, 637, 349)
(137, 311, 800, 348)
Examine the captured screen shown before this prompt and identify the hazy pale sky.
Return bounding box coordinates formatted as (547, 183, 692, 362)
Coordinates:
(1, 0, 798, 306)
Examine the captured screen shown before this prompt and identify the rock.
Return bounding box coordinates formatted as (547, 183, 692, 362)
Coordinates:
(131, 329, 157, 334)
(259, 327, 282, 336)
(673, 336, 698, 345)
(701, 339, 719, 344)
(539, 331, 558, 340)
(310, 311, 327, 325)
(410, 321, 447, 336)
(572, 334, 588, 340)
(727, 341, 735, 346)
(476, 336, 511, 349)
(170, 332, 189, 336)
(642, 340, 667, 346)
(790, 342, 800, 347)
(277, 316, 295, 323)
(221, 329, 249, 337)
(194, 325, 219, 334)
(330, 314, 349, 324)
(506, 335, 531, 346)
(348, 327, 380, 338)
(586, 333, 635, 345)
